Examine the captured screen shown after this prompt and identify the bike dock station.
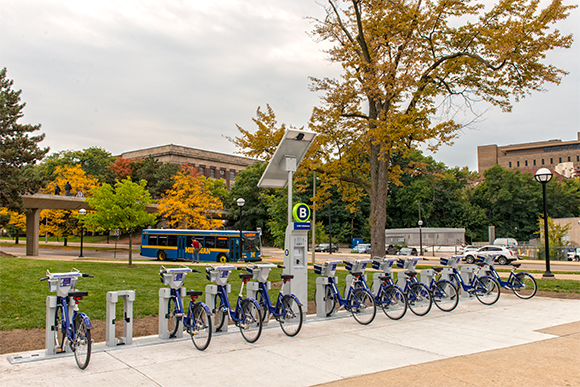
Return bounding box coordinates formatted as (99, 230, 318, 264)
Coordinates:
(396, 257, 423, 288)
(205, 266, 233, 332)
(246, 264, 274, 320)
(441, 256, 475, 299)
(105, 290, 135, 347)
(371, 257, 398, 294)
(315, 260, 341, 317)
(158, 266, 191, 339)
(344, 259, 371, 289)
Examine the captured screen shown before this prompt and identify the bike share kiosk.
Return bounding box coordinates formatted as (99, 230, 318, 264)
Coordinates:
(159, 266, 191, 339)
(258, 129, 317, 312)
(105, 290, 135, 347)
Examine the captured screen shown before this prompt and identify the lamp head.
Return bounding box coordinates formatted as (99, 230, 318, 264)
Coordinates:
(79, 209, 87, 216)
(236, 198, 246, 207)
(418, 220, 423, 227)
(534, 168, 553, 183)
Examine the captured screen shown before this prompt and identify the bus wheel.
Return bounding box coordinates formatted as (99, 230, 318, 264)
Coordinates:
(217, 254, 228, 263)
(157, 250, 167, 261)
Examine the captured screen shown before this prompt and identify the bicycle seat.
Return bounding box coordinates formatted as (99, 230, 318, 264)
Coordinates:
(350, 271, 363, 277)
(280, 274, 294, 280)
(239, 273, 253, 280)
(378, 274, 392, 281)
(404, 270, 417, 277)
(510, 262, 522, 268)
(69, 291, 88, 298)
(431, 267, 442, 272)
(476, 262, 486, 267)
(187, 290, 203, 297)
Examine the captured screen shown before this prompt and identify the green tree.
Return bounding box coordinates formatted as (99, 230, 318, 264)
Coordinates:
(0, 68, 49, 211)
(131, 155, 180, 198)
(38, 147, 115, 183)
(304, 0, 575, 257)
(84, 178, 157, 265)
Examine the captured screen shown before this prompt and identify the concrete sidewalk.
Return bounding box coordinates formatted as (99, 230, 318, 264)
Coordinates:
(2, 294, 579, 387)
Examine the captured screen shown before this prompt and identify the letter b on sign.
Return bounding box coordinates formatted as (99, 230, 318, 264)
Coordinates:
(292, 203, 311, 223)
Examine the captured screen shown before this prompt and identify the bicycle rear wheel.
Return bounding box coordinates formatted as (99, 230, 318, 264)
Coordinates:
(277, 295, 303, 337)
(432, 280, 459, 312)
(474, 276, 501, 305)
(255, 290, 269, 322)
(53, 304, 66, 353)
(167, 297, 180, 338)
(510, 272, 537, 299)
(188, 303, 212, 351)
(378, 285, 407, 320)
(238, 298, 262, 343)
(213, 294, 228, 332)
(406, 282, 432, 316)
(73, 315, 92, 370)
(349, 288, 376, 325)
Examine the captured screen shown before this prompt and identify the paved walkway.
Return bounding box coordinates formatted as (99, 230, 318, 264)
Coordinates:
(2, 294, 579, 387)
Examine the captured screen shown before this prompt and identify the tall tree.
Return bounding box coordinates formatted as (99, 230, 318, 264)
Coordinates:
(305, 0, 575, 257)
(84, 178, 157, 265)
(0, 68, 49, 211)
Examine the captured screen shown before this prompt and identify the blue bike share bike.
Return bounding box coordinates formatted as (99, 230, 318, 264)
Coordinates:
(245, 263, 303, 337)
(439, 257, 501, 305)
(40, 268, 94, 370)
(206, 265, 263, 343)
(314, 260, 376, 325)
(477, 254, 537, 299)
(353, 257, 408, 320)
(160, 266, 213, 350)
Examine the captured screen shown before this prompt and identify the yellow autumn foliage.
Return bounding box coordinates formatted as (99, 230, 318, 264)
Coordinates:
(158, 165, 223, 229)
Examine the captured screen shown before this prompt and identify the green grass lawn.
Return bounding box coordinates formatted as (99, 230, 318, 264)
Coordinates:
(0, 256, 577, 331)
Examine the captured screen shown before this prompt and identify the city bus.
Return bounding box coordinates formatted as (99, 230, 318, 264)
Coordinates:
(140, 229, 261, 263)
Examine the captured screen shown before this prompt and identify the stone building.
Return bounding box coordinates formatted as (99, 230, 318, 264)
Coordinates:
(477, 133, 580, 176)
(121, 144, 258, 188)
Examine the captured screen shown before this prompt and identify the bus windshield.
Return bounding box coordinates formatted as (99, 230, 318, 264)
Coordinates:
(243, 235, 261, 253)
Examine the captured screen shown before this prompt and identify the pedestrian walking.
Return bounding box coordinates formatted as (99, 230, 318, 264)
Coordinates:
(192, 238, 201, 263)
(64, 181, 72, 196)
(54, 184, 61, 195)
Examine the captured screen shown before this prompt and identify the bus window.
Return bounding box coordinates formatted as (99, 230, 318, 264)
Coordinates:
(186, 236, 193, 247)
(148, 235, 157, 245)
(216, 237, 228, 249)
(205, 236, 216, 248)
(158, 235, 167, 246)
(195, 237, 204, 246)
(168, 235, 178, 247)
(243, 236, 260, 252)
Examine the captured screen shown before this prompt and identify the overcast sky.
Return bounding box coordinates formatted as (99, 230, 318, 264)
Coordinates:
(2, 0, 579, 172)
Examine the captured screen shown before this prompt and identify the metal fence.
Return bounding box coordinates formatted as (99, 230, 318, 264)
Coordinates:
(515, 244, 577, 261)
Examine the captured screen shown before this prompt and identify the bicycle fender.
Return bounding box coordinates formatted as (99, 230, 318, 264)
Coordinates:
(245, 297, 261, 310)
(76, 312, 93, 329)
(286, 293, 303, 307)
(198, 302, 212, 315)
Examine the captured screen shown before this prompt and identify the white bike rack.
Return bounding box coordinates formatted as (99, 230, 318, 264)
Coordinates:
(396, 257, 422, 288)
(420, 269, 435, 287)
(105, 290, 135, 347)
(45, 295, 74, 356)
(205, 284, 231, 332)
(315, 276, 336, 318)
(371, 257, 398, 295)
(439, 256, 461, 282)
(159, 287, 186, 339)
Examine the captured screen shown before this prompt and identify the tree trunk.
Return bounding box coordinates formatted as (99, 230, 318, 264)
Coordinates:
(128, 232, 133, 266)
(369, 142, 389, 258)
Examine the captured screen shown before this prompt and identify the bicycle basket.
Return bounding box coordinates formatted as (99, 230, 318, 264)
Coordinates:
(477, 254, 496, 266)
(50, 271, 81, 297)
(345, 260, 370, 274)
(315, 261, 340, 277)
(250, 264, 274, 283)
(440, 257, 450, 266)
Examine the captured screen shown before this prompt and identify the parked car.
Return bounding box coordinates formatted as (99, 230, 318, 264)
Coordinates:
(385, 244, 399, 255)
(315, 243, 339, 253)
(567, 248, 580, 261)
(397, 247, 418, 256)
(351, 244, 370, 254)
(462, 245, 516, 265)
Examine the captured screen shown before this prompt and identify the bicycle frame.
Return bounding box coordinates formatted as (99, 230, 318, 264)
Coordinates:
(169, 288, 211, 329)
(256, 281, 301, 318)
(357, 272, 404, 306)
(56, 296, 91, 345)
(216, 276, 254, 323)
(449, 267, 486, 292)
(326, 276, 361, 309)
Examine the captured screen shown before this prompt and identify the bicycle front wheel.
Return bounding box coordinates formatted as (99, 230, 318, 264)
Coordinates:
(54, 304, 66, 353)
(238, 299, 262, 343)
(188, 303, 212, 351)
(213, 294, 227, 332)
(73, 315, 92, 370)
(324, 285, 336, 316)
(378, 286, 407, 320)
(432, 280, 459, 312)
(350, 288, 376, 325)
(475, 276, 501, 305)
(167, 297, 180, 338)
(406, 282, 432, 316)
(277, 295, 303, 337)
(510, 272, 537, 299)
(255, 290, 269, 322)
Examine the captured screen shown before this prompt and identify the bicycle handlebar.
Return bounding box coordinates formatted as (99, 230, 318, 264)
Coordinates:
(277, 264, 285, 269)
(82, 273, 94, 278)
(39, 276, 49, 281)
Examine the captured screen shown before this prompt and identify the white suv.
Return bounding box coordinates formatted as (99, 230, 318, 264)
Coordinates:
(567, 248, 580, 261)
(462, 245, 517, 265)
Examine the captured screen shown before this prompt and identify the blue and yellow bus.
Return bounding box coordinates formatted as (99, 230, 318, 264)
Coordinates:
(140, 229, 261, 263)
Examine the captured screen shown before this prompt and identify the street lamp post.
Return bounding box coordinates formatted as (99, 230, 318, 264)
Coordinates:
(78, 208, 86, 258)
(534, 168, 554, 278)
(418, 220, 423, 257)
(236, 198, 245, 262)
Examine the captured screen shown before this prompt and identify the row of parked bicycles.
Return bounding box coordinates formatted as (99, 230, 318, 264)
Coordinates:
(313, 254, 537, 326)
(39, 262, 303, 370)
(39, 253, 536, 370)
